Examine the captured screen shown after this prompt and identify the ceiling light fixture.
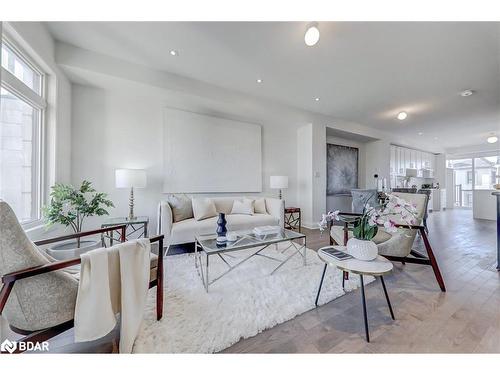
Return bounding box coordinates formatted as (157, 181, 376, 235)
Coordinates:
(169, 50, 178, 56)
(315, 97, 320, 102)
(487, 135, 498, 144)
(256, 79, 263, 83)
(460, 89, 474, 97)
(304, 23, 320, 47)
(418, 132, 423, 136)
(397, 111, 408, 120)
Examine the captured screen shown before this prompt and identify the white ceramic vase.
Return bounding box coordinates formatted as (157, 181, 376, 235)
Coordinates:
(346, 237, 378, 261)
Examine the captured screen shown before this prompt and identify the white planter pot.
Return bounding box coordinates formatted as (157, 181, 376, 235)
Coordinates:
(346, 238, 378, 261)
(46, 239, 101, 261)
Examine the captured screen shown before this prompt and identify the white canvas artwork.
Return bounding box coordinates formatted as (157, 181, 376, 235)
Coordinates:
(163, 108, 262, 193)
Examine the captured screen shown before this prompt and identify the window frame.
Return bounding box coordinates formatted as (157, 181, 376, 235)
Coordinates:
(1, 34, 47, 226)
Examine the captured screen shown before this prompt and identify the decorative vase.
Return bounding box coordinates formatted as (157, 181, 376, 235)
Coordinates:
(346, 237, 378, 261)
(216, 213, 228, 244)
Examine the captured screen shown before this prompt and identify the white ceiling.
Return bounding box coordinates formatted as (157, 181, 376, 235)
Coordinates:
(44, 21, 500, 149)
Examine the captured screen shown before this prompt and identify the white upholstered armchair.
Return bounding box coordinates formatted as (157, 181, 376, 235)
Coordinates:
(0, 200, 165, 352)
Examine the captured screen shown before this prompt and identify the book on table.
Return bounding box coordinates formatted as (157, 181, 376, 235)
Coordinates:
(253, 226, 281, 236)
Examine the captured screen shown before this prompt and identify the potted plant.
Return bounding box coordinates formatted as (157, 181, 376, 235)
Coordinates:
(42, 180, 114, 260)
(319, 194, 418, 260)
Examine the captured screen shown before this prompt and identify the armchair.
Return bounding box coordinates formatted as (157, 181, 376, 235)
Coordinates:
(329, 192, 445, 292)
(0, 201, 164, 353)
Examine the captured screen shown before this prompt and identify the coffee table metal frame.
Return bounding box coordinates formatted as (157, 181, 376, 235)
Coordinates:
(194, 229, 306, 292)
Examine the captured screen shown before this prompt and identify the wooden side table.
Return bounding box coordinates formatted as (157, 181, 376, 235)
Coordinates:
(315, 246, 394, 342)
(101, 216, 149, 246)
(284, 207, 301, 232)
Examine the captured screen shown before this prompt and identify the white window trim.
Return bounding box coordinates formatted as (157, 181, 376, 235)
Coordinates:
(1, 34, 47, 227)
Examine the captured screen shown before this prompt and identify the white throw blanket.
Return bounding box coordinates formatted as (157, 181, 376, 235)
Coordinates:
(74, 239, 151, 353)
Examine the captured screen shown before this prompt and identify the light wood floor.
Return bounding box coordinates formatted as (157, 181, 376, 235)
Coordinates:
(2, 208, 499, 353)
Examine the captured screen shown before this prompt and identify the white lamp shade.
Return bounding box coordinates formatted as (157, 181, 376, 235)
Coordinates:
(115, 169, 147, 188)
(270, 175, 288, 189)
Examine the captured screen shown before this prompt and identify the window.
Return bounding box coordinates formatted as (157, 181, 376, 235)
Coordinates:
(1, 37, 45, 224)
(474, 156, 498, 190)
(466, 170, 473, 185)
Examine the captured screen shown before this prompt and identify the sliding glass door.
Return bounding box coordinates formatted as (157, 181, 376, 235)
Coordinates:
(447, 158, 473, 208)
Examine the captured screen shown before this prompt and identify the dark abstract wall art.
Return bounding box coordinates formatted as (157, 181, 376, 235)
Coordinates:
(327, 144, 359, 195)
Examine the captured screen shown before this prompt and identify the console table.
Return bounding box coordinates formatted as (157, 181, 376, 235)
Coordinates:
(493, 191, 500, 271)
(101, 216, 149, 246)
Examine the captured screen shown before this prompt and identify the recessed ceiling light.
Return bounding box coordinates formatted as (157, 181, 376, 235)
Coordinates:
(304, 23, 320, 47)
(487, 135, 498, 144)
(256, 79, 263, 83)
(460, 89, 474, 97)
(418, 132, 423, 136)
(315, 97, 320, 102)
(169, 50, 178, 56)
(397, 111, 408, 120)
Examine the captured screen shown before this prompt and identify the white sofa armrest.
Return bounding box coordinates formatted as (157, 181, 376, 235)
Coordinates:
(265, 198, 285, 227)
(158, 201, 173, 245)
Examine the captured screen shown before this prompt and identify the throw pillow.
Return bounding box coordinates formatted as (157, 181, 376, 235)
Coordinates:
(253, 198, 267, 214)
(192, 198, 217, 221)
(166, 194, 193, 222)
(231, 198, 254, 215)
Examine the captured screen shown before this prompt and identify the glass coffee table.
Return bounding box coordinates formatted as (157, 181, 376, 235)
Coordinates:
(195, 229, 307, 292)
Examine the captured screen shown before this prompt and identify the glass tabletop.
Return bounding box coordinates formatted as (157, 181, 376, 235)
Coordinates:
(101, 216, 149, 226)
(196, 228, 305, 254)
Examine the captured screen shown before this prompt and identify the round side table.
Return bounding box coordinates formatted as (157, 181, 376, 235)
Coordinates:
(315, 246, 394, 342)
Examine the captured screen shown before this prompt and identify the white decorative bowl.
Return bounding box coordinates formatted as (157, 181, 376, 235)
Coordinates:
(346, 238, 378, 261)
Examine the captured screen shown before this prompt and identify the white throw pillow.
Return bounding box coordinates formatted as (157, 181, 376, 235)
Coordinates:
(166, 194, 193, 222)
(253, 198, 267, 214)
(231, 198, 254, 215)
(192, 198, 217, 221)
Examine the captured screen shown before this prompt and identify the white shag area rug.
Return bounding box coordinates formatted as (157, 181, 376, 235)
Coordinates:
(133, 243, 373, 353)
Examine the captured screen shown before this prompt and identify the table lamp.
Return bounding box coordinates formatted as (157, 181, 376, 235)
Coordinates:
(115, 169, 147, 220)
(270, 175, 288, 200)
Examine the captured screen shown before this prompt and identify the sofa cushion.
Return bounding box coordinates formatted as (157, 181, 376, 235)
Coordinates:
(192, 198, 217, 221)
(253, 198, 267, 214)
(211, 197, 235, 214)
(166, 194, 193, 222)
(170, 214, 279, 245)
(231, 198, 254, 215)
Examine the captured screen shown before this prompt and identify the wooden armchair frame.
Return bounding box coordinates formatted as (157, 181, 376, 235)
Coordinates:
(328, 213, 446, 292)
(0, 225, 165, 353)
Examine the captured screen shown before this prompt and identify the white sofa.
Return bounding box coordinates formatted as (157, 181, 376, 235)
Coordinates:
(158, 197, 285, 246)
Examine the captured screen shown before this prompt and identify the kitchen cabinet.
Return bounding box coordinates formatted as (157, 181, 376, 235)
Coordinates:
(390, 144, 437, 183)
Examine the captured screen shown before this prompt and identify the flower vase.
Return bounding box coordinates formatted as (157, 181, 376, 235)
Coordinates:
(216, 213, 228, 244)
(346, 237, 378, 261)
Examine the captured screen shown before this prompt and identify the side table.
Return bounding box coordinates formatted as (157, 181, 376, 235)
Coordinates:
(101, 216, 149, 246)
(315, 246, 394, 342)
(284, 207, 301, 232)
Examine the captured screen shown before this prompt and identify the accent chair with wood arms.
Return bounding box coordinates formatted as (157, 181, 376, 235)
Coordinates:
(0, 200, 165, 352)
(330, 192, 446, 292)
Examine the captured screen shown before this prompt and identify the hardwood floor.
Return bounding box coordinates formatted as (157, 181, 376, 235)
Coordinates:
(1, 208, 498, 353)
(224, 208, 499, 353)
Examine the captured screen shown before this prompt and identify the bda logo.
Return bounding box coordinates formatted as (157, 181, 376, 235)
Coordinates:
(1, 339, 17, 354)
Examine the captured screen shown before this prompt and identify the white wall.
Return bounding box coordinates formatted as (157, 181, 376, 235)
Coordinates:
(71, 84, 308, 232)
(365, 139, 391, 190)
